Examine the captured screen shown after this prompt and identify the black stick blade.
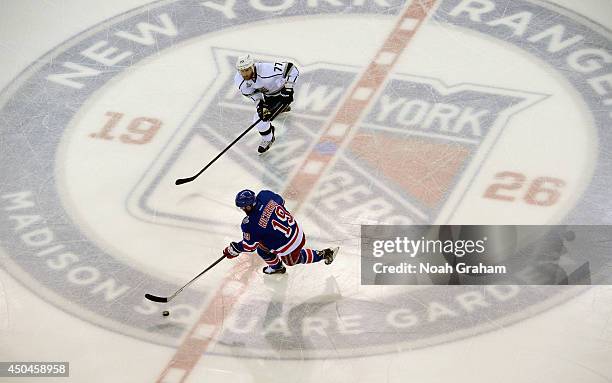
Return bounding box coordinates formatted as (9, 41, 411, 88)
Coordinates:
(175, 177, 194, 186)
(145, 293, 168, 303)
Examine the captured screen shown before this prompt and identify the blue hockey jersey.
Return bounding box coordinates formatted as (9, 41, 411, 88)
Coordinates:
(234, 190, 304, 257)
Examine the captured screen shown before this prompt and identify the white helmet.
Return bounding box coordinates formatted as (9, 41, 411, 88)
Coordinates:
(235, 54, 255, 71)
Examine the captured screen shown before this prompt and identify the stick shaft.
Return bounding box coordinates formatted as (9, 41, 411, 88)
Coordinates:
(176, 103, 288, 185)
(190, 119, 260, 180)
(145, 254, 227, 303)
(172, 253, 227, 298)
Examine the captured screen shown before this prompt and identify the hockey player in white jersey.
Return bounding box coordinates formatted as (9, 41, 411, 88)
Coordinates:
(234, 54, 299, 153)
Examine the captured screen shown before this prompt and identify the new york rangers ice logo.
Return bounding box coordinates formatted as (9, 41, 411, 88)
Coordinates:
(130, 49, 544, 234)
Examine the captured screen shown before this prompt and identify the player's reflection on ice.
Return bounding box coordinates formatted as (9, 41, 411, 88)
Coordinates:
(217, 275, 343, 362)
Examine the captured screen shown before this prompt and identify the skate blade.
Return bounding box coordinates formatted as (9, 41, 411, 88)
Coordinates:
(258, 141, 275, 156)
(326, 246, 340, 265)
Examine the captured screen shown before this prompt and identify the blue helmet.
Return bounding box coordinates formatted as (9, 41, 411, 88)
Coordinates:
(235, 189, 256, 208)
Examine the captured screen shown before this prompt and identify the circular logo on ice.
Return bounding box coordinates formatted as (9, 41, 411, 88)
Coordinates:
(0, 0, 610, 358)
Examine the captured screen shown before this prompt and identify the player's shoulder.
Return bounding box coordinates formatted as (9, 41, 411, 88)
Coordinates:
(257, 190, 284, 206)
(256, 61, 275, 71)
(256, 189, 274, 201)
(234, 72, 246, 88)
(256, 62, 283, 79)
(241, 215, 254, 231)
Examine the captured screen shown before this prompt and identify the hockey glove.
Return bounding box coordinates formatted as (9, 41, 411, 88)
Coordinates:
(280, 87, 294, 104)
(223, 242, 241, 259)
(257, 101, 272, 121)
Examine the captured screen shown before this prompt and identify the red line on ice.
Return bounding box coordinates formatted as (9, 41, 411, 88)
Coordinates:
(155, 1, 437, 381)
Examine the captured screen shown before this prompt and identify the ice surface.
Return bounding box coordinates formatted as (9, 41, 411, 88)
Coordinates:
(0, 0, 611, 382)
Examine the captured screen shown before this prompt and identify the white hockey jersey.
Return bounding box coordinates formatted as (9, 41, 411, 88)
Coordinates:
(234, 61, 299, 103)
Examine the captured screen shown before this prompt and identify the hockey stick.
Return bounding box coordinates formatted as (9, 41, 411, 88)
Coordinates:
(175, 103, 289, 186)
(144, 254, 227, 303)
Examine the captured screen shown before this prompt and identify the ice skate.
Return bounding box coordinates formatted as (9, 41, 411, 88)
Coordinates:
(263, 265, 286, 275)
(321, 247, 339, 265)
(258, 125, 275, 154)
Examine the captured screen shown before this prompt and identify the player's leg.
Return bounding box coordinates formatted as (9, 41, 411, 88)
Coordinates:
(256, 247, 286, 274)
(294, 248, 337, 265)
(253, 112, 275, 153)
(279, 234, 339, 266)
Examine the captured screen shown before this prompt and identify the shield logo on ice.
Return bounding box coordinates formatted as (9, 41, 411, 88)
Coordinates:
(128, 48, 545, 233)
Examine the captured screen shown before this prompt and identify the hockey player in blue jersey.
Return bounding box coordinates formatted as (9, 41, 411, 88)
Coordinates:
(234, 54, 299, 154)
(223, 189, 339, 274)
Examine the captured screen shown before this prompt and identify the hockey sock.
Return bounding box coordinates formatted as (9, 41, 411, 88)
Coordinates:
(259, 124, 273, 141)
(298, 248, 324, 264)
